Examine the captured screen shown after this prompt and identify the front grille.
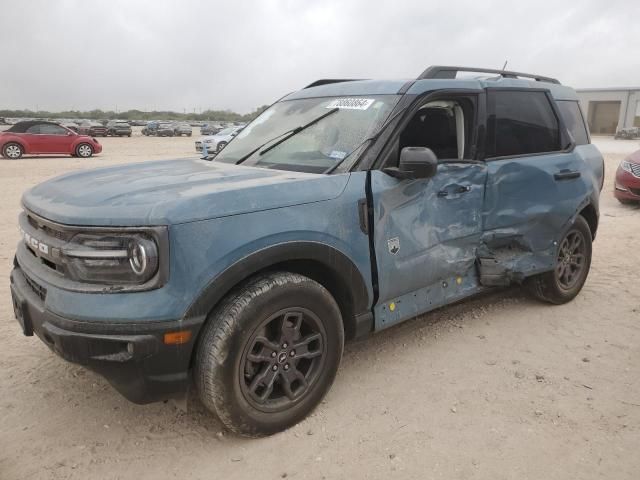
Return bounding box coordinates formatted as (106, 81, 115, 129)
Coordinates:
(24, 271, 47, 301)
(630, 163, 640, 178)
(26, 213, 73, 241)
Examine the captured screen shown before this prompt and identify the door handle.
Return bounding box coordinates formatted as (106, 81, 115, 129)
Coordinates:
(438, 185, 471, 198)
(554, 170, 581, 181)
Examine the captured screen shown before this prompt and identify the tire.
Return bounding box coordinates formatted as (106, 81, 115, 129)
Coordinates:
(216, 141, 227, 152)
(195, 272, 344, 437)
(618, 198, 638, 205)
(2, 142, 23, 159)
(75, 143, 93, 158)
(524, 215, 592, 304)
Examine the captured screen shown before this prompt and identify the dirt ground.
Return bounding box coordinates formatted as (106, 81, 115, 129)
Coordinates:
(0, 130, 639, 480)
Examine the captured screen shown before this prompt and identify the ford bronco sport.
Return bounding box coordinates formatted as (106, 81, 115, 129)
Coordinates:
(10, 66, 604, 437)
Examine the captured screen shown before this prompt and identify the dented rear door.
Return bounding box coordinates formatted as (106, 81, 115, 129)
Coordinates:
(479, 89, 593, 282)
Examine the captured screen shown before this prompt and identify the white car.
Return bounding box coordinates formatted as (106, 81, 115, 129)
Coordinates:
(195, 126, 243, 153)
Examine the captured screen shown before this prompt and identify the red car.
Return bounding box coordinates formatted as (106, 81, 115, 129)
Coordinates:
(615, 150, 640, 204)
(0, 121, 102, 159)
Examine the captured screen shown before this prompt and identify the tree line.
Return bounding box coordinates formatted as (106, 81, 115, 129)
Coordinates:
(0, 105, 270, 123)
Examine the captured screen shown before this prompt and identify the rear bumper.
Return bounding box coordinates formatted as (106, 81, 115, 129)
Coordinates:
(9, 265, 202, 404)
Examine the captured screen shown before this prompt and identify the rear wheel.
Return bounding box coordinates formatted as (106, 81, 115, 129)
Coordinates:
(2, 142, 23, 159)
(524, 215, 592, 304)
(75, 143, 93, 158)
(195, 272, 344, 437)
(618, 198, 639, 205)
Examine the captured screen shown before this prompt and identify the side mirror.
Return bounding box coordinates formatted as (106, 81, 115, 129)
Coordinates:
(384, 147, 438, 180)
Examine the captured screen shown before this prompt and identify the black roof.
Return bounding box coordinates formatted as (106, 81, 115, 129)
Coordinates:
(7, 120, 63, 133)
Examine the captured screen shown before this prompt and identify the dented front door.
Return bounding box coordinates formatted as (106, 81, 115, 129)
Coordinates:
(370, 162, 487, 328)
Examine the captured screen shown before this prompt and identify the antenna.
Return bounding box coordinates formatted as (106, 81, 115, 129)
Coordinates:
(502, 60, 508, 71)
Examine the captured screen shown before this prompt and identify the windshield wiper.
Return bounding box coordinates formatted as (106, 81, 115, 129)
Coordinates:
(257, 108, 340, 157)
(233, 107, 339, 165)
(233, 129, 295, 164)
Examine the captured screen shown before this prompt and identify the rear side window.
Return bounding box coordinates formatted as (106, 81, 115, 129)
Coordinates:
(557, 100, 589, 145)
(487, 90, 560, 157)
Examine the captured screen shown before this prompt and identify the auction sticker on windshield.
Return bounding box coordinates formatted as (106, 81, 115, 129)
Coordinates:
(325, 98, 375, 110)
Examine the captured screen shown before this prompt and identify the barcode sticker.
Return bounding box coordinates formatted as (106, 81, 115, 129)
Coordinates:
(325, 98, 375, 110)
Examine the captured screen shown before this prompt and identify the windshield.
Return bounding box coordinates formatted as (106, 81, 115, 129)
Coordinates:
(217, 127, 237, 136)
(215, 95, 400, 173)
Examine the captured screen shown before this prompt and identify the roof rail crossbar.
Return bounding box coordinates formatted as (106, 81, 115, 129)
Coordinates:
(417, 66, 560, 85)
(304, 79, 364, 89)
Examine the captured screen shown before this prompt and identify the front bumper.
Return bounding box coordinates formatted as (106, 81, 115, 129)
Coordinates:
(614, 167, 640, 201)
(9, 265, 202, 404)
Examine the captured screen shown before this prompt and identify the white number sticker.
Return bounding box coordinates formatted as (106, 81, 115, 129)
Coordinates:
(326, 98, 375, 110)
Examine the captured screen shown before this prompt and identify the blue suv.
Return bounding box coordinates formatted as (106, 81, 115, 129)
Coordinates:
(10, 66, 604, 436)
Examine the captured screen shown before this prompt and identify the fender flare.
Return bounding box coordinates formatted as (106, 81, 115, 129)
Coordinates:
(184, 241, 373, 339)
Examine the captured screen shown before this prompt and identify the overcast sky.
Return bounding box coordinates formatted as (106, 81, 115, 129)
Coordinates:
(1, 0, 638, 113)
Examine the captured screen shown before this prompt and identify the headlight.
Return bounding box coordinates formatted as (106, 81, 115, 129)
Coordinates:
(620, 160, 633, 173)
(62, 232, 160, 284)
(204, 139, 213, 144)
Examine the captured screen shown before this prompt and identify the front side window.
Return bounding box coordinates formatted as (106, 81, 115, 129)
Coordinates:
(215, 95, 400, 173)
(398, 97, 475, 162)
(557, 100, 589, 145)
(26, 125, 41, 134)
(488, 90, 560, 158)
(38, 124, 68, 135)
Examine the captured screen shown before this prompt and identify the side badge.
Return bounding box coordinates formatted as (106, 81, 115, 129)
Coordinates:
(387, 237, 400, 255)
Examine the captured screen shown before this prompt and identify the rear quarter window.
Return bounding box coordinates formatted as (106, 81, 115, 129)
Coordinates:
(487, 90, 560, 158)
(557, 100, 589, 145)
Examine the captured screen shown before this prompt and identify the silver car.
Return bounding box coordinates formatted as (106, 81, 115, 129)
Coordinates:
(195, 126, 243, 153)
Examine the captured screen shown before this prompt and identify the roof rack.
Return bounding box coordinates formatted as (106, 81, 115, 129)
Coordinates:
(304, 79, 364, 89)
(417, 66, 560, 85)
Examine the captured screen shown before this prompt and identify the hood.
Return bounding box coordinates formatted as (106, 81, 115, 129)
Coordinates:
(22, 158, 349, 226)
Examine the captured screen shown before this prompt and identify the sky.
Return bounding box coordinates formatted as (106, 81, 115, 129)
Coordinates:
(1, 0, 639, 114)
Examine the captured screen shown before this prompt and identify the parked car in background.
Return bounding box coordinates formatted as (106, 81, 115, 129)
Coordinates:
(141, 121, 157, 136)
(200, 123, 222, 136)
(195, 126, 243, 153)
(614, 150, 640, 204)
(173, 123, 193, 136)
(62, 122, 79, 133)
(106, 120, 128, 136)
(614, 127, 640, 140)
(106, 120, 132, 137)
(78, 121, 107, 137)
(142, 122, 175, 137)
(0, 120, 102, 159)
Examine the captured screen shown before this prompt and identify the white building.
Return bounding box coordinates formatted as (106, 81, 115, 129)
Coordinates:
(576, 88, 640, 135)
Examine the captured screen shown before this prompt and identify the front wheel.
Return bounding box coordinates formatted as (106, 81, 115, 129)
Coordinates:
(524, 215, 592, 304)
(216, 141, 227, 152)
(195, 272, 344, 437)
(75, 143, 93, 158)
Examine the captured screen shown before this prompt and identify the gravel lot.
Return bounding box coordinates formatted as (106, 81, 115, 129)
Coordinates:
(1, 131, 639, 480)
